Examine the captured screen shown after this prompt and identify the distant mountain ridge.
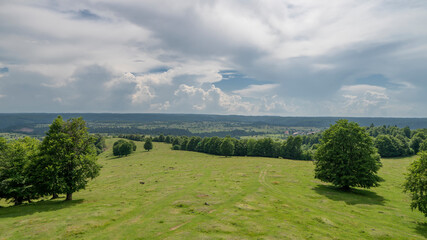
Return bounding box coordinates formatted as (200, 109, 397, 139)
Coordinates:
(1, 113, 427, 130)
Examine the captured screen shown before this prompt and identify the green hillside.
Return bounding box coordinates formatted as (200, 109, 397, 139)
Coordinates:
(0, 140, 426, 239)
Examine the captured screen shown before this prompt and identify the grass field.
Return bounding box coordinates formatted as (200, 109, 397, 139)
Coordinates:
(0, 139, 426, 239)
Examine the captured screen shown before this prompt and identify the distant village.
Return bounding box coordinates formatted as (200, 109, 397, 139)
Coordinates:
(285, 129, 320, 136)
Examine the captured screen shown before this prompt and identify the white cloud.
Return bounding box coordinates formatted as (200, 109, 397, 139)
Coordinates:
(150, 101, 170, 111)
(132, 84, 155, 104)
(174, 84, 254, 113)
(338, 84, 390, 116)
(340, 84, 387, 94)
(233, 84, 279, 98)
(312, 64, 335, 71)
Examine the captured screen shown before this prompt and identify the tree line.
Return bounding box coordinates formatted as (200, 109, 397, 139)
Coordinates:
(165, 135, 313, 160)
(119, 134, 310, 159)
(117, 124, 426, 160)
(0, 116, 102, 205)
(121, 120, 427, 216)
(367, 125, 427, 157)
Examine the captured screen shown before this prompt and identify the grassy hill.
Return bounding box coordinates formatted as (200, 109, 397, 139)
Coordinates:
(0, 139, 426, 239)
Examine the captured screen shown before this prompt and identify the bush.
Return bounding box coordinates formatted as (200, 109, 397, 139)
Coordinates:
(113, 139, 135, 157)
(172, 145, 180, 150)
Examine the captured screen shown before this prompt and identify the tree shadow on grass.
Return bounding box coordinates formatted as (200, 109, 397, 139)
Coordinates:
(313, 185, 386, 206)
(415, 222, 427, 238)
(0, 198, 83, 218)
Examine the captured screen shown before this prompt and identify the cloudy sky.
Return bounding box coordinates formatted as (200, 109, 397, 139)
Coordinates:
(1, 0, 426, 116)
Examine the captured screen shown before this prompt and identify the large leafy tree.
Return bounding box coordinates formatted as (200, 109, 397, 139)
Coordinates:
(314, 119, 383, 190)
(0, 137, 40, 205)
(35, 116, 101, 201)
(404, 151, 427, 217)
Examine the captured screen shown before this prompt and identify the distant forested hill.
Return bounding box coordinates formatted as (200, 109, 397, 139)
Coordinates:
(1, 113, 427, 134)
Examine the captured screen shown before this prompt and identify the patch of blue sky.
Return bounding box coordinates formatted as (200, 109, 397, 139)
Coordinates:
(0, 67, 9, 73)
(130, 66, 170, 77)
(76, 9, 101, 20)
(215, 70, 271, 92)
(354, 74, 401, 89)
(148, 66, 170, 73)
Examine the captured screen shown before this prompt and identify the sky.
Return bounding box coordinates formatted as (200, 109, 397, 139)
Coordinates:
(0, 0, 427, 117)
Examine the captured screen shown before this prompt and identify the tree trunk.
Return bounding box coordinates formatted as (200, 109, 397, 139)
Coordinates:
(14, 197, 23, 206)
(65, 192, 73, 201)
(51, 193, 59, 199)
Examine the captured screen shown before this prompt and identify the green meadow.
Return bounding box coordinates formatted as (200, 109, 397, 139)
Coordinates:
(0, 139, 426, 239)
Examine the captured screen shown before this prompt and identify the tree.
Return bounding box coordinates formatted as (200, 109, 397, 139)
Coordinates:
(402, 126, 411, 138)
(281, 136, 303, 159)
(314, 119, 383, 190)
(187, 137, 201, 151)
(158, 134, 165, 142)
(36, 116, 101, 201)
(0, 137, 40, 205)
(94, 135, 107, 155)
(113, 140, 134, 156)
(144, 138, 153, 151)
(220, 138, 234, 157)
(374, 135, 407, 157)
(253, 138, 275, 157)
(246, 139, 257, 156)
(172, 137, 180, 147)
(234, 139, 248, 156)
(0, 137, 7, 152)
(404, 151, 427, 216)
(420, 139, 427, 152)
(130, 140, 137, 151)
(30, 116, 65, 199)
(180, 137, 189, 150)
(207, 137, 221, 155)
(410, 133, 426, 154)
(119, 142, 132, 156)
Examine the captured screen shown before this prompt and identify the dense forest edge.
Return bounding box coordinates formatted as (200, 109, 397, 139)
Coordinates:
(120, 123, 427, 160)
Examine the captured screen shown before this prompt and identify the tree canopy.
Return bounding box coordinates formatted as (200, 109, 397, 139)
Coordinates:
(220, 138, 234, 157)
(314, 119, 383, 190)
(0, 137, 40, 205)
(404, 151, 427, 217)
(144, 138, 153, 151)
(113, 139, 136, 157)
(281, 136, 303, 159)
(36, 116, 101, 200)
